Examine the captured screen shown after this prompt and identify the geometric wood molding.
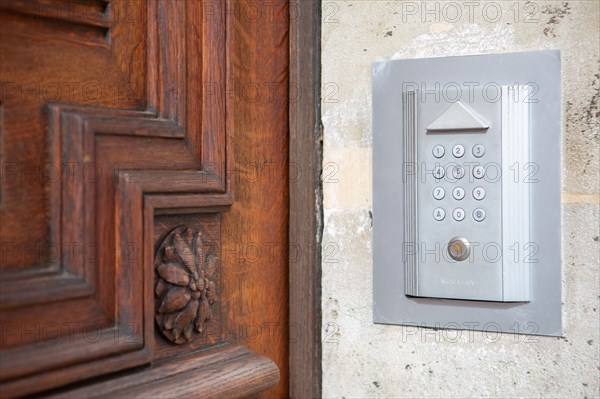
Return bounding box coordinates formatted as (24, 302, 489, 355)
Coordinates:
(0, 1, 246, 396)
(154, 226, 220, 345)
(43, 345, 280, 399)
(2, 0, 285, 396)
(0, 103, 232, 398)
(0, 0, 112, 46)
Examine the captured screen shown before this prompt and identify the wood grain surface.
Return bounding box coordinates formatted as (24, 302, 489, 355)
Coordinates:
(0, 0, 290, 397)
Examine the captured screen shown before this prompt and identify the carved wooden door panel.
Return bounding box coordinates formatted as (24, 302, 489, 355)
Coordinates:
(0, 0, 289, 397)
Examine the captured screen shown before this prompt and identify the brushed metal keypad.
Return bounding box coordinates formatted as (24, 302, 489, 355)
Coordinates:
(431, 144, 487, 222)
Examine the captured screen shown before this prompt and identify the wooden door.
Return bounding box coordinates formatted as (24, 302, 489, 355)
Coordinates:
(0, 0, 289, 397)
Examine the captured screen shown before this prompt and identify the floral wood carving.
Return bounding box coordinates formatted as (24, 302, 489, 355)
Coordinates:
(154, 226, 218, 344)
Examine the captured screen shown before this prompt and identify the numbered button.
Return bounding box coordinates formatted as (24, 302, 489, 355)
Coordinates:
(433, 187, 446, 200)
(432, 165, 445, 179)
(473, 165, 485, 179)
(451, 165, 465, 179)
(472, 144, 485, 158)
(433, 208, 446, 221)
(452, 208, 465, 221)
(473, 187, 486, 200)
(473, 208, 486, 222)
(452, 145, 465, 158)
(432, 145, 445, 158)
(452, 187, 465, 200)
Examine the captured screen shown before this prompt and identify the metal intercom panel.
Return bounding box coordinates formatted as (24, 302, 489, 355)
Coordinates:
(404, 85, 531, 302)
(373, 51, 562, 335)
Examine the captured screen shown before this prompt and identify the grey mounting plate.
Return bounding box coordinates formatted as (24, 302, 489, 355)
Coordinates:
(372, 51, 562, 336)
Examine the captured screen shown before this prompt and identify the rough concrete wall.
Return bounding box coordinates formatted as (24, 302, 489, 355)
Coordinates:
(321, 1, 599, 398)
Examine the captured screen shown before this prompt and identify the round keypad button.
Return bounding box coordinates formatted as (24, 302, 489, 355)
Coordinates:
(432, 145, 445, 158)
(473, 208, 486, 222)
(451, 165, 465, 179)
(452, 187, 465, 200)
(433, 208, 446, 221)
(452, 145, 465, 158)
(452, 208, 465, 221)
(432, 165, 445, 179)
(473, 187, 486, 200)
(472, 144, 485, 158)
(433, 187, 445, 200)
(473, 165, 485, 179)
(447, 237, 471, 262)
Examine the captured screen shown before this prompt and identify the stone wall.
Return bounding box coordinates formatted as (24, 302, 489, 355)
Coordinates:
(321, 1, 599, 397)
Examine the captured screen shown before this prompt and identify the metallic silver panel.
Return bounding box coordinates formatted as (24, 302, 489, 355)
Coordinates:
(501, 86, 531, 301)
(373, 50, 562, 336)
(414, 85, 503, 301)
(403, 91, 419, 296)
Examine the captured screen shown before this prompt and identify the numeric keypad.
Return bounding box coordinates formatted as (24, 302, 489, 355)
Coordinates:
(430, 144, 488, 222)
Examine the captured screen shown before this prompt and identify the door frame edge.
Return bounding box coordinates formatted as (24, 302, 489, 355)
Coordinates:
(289, 1, 323, 398)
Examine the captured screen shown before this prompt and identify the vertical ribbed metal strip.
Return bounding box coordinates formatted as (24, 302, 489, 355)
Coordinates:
(403, 91, 419, 296)
(501, 86, 531, 301)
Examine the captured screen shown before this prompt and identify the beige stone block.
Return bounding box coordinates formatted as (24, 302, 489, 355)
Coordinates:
(323, 147, 372, 210)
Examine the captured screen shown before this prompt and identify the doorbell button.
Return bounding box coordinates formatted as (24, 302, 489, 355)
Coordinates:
(432, 145, 445, 158)
(447, 236, 471, 262)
